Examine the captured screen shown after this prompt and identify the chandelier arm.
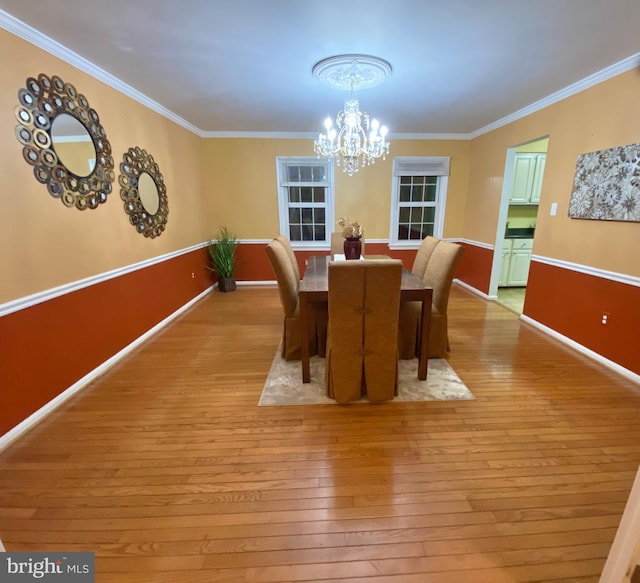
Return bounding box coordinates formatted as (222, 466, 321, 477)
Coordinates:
(313, 54, 391, 176)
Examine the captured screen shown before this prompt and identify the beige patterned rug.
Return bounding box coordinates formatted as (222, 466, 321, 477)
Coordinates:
(259, 348, 474, 405)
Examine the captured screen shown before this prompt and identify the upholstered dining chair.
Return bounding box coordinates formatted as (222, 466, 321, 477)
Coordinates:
(265, 239, 327, 360)
(325, 259, 403, 403)
(398, 240, 465, 360)
(274, 235, 300, 283)
(411, 236, 441, 280)
(330, 232, 366, 258)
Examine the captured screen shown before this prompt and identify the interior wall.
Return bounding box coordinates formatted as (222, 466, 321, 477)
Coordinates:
(0, 28, 214, 438)
(201, 137, 471, 241)
(460, 69, 639, 375)
(0, 28, 209, 305)
(464, 69, 639, 276)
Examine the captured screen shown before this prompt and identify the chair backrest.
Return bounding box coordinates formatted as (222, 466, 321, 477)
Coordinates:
(411, 236, 440, 280)
(330, 232, 365, 257)
(265, 239, 298, 317)
(423, 241, 465, 314)
(274, 235, 300, 283)
(327, 259, 402, 402)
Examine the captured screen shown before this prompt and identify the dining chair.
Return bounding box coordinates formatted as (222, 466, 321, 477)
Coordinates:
(330, 232, 366, 258)
(265, 239, 327, 360)
(325, 259, 403, 403)
(274, 235, 300, 283)
(398, 240, 465, 359)
(411, 236, 441, 280)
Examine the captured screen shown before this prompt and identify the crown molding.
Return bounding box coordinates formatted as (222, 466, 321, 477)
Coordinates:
(202, 131, 472, 140)
(390, 133, 472, 141)
(201, 131, 319, 139)
(2, 10, 638, 141)
(470, 52, 640, 139)
(0, 9, 203, 136)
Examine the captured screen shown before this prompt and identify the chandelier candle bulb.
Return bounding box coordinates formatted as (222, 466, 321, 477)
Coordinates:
(312, 54, 392, 176)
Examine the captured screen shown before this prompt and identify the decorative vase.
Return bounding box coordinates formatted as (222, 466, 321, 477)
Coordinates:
(343, 236, 362, 260)
(218, 277, 237, 292)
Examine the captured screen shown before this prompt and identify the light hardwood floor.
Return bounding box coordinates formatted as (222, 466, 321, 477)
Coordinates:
(1, 284, 639, 582)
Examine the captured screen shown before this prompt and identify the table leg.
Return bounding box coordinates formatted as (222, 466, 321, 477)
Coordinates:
(300, 293, 311, 383)
(417, 288, 432, 380)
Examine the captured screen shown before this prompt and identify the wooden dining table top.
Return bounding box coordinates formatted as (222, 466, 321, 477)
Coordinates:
(300, 255, 431, 298)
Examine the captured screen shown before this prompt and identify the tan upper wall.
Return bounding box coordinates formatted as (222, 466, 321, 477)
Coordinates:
(202, 138, 470, 240)
(0, 29, 208, 304)
(465, 69, 639, 277)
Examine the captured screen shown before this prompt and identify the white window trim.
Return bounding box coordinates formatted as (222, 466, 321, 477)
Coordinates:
(275, 156, 334, 249)
(389, 156, 450, 249)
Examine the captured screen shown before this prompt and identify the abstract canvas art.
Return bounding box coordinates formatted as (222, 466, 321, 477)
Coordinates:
(568, 142, 640, 222)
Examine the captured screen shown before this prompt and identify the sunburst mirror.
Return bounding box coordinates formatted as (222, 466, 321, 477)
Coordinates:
(14, 74, 114, 210)
(118, 147, 168, 238)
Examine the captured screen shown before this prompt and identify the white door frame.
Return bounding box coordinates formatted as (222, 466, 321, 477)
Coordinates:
(489, 136, 549, 299)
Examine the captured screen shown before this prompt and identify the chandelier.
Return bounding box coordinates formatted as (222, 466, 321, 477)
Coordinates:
(313, 55, 392, 176)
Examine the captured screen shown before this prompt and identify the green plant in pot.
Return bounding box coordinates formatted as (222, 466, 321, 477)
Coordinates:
(207, 226, 239, 292)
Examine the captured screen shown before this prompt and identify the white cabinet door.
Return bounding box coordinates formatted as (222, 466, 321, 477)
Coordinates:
(530, 154, 546, 204)
(510, 153, 546, 204)
(508, 250, 532, 285)
(510, 154, 536, 204)
(502, 239, 533, 286)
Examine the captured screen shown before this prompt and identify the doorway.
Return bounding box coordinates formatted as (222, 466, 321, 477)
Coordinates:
(490, 137, 548, 314)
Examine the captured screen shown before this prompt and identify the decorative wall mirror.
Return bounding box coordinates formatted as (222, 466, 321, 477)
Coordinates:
(14, 74, 114, 210)
(118, 147, 168, 238)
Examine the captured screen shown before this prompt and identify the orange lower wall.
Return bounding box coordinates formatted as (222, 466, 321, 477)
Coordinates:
(525, 261, 639, 375)
(0, 247, 212, 436)
(236, 242, 419, 281)
(5, 240, 637, 438)
(455, 242, 493, 295)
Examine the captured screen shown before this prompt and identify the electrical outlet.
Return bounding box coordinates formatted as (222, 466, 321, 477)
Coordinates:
(601, 312, 609, 325)
(191, 272, 195, 278)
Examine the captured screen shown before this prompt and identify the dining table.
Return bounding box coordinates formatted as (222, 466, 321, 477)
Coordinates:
(298, 255, 433, 383)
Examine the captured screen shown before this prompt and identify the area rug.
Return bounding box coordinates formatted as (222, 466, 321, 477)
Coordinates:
(259, 348, 474, 405)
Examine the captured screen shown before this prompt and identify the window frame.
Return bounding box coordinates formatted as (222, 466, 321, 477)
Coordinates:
(276, 156, 334, 249)
(388, 156, 450, 248)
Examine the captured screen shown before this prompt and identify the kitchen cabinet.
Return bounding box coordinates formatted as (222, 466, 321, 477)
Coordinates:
(498, 239, 512, 286)
(500, 238, 533, 287)
(510, 153, 546, 204)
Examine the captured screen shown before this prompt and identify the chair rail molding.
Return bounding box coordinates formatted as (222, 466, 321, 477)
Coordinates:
(0, 242, 208, 318)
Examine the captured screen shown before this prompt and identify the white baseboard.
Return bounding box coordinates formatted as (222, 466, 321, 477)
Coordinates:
(453, 279, 495, 300)
(0, 286, 213, 452)
(236, 280, 277, 286)
(521, 315, 640, 385)
(455, 280, 638, 384)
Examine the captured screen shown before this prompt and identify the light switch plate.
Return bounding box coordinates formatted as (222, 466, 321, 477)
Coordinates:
(550, 202, 558, 216)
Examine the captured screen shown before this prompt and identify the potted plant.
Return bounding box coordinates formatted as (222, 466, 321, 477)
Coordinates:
(207, 226, 239, 292)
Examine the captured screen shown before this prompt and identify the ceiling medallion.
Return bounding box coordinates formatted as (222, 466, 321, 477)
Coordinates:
(313, 55, 392, 176)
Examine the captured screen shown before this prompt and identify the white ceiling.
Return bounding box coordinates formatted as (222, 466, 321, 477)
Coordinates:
(1, 0, 639, 137)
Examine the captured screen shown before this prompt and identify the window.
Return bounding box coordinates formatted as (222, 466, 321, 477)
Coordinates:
(389, 157, 450, 246)
(276, 157, 333, 247)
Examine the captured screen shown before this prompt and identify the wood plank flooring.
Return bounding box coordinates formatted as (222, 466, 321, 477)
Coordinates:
(1, 284, 639, 582)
